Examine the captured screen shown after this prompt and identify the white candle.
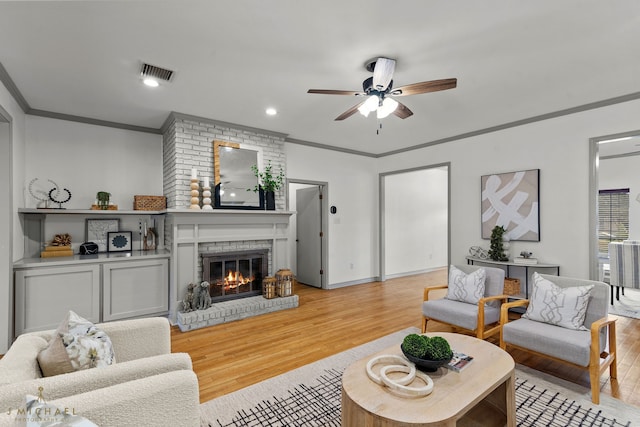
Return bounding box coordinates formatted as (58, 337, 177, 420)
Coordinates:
(191, 168, 197, 179)
(204, 177, 210, 188)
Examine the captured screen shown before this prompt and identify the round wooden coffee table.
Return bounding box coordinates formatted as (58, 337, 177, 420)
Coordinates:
(341, 332, 515, 427)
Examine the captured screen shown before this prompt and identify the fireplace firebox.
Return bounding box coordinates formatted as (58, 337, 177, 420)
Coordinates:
(201, 250, 268, 302)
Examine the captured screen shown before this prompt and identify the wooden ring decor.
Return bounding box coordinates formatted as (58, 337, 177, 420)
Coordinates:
(379, 364, 434, 398)
(365, 355, 416, 386)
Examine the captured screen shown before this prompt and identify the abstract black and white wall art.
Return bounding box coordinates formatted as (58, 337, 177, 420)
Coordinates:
(481, 169, 540, 241)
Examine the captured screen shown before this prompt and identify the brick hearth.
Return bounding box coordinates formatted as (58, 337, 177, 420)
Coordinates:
(176, 295, 299, 331)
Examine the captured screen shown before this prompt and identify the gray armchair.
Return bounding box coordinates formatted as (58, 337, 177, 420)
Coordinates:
(422, 264, 507, 339)
(500, 274, 617, 404)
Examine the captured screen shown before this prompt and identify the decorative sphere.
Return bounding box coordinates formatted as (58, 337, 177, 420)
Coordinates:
(202, 190, 212, 198)
(191, 189, 199, 197)
(190, 182, 199, 190)
(203, 197, 212, 204)
(190, 197, 199, 204)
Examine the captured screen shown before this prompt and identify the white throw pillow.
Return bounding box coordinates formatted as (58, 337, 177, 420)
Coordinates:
(37, 311, 116, 377)
(523, 273, 593, 330)
(445, 266, 486, 304)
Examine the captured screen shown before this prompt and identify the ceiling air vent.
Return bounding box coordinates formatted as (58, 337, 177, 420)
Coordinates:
(140, 63, 174, 82)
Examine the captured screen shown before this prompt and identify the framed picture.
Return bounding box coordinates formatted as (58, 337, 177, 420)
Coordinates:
(481, 169, 540, 241)
(86, 218, 120, 252)
(107, 231, 132, 252)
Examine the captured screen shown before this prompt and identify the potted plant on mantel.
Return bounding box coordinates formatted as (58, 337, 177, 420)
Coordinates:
(250, 161, 285, 210)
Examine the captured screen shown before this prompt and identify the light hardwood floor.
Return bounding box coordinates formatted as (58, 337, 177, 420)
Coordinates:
(171, 269, 640, 407)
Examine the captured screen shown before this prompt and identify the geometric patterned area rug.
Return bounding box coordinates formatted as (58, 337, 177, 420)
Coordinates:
(200, 328, 640, 427)
(608, 287, 640, 319)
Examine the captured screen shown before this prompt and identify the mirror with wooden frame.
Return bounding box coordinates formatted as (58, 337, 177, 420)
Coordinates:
(213, 140, 264, 209)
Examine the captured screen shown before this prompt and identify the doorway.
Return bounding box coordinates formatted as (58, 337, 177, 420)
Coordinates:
(379, 163, 450, 281)
(0, 107, 12, 352)
(589, 131, 640, 280)
(287, 180, 328, 288)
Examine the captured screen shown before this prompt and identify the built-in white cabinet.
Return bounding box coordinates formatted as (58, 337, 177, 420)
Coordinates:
(13, 255, 170, 336)
(103, 258, 169, 321)
(14, 209, 170, 337)
(14, 264, 101, 334)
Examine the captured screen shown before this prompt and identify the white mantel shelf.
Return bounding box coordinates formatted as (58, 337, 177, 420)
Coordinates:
(166, 208, 294, 215)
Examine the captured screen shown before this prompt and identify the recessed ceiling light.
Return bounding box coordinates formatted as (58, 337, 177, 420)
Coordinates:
(265, 107, 277, 116)
(143, 78, 159, 88)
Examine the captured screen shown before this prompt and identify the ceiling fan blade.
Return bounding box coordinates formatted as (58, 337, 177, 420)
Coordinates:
(335, 100, 367, 121)
(393, 101, 414, 119)
(307, 89, 362, 96)
(372, 57, 396, 91)
(392, 78, 457, 96)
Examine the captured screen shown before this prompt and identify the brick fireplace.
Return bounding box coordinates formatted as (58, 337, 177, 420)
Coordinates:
(161, 113, 295, 328)
(166, 210, 294, 326)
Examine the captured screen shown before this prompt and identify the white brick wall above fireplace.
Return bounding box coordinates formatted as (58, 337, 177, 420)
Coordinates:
(166, 210, 293, 322)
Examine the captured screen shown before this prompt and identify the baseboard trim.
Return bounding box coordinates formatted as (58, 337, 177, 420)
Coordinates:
(384, 266, 446, 280)
(326, 277, 380, 289)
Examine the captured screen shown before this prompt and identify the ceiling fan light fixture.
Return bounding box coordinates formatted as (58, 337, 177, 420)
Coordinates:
(358, 95, 379, 117)
(376, 97, 398, 119)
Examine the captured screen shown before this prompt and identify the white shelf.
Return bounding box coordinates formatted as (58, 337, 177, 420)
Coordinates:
(14, 249, 171, 269)
(18, 208, 166, 215)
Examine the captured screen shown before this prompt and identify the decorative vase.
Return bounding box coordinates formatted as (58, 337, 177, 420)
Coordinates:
(266, 191, 276, 210)
(189, 179, 201, 210)
(202, 186, 213, 210)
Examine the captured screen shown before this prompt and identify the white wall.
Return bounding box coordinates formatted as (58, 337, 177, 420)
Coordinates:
(383, 167, 448, 277)
(285, 144, 378, 287)
(25, 116, 163, 210)
(380, 99, 640, 279)
(5, 94, 640, 351)
(599, 154, 640, 240)
(0, 79, 26, 353)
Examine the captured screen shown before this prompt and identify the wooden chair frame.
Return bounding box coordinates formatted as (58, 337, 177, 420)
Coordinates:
(499, 299, 617, 404)
(422, 285, 509, 339)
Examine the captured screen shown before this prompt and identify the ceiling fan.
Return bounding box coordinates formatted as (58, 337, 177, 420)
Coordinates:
(308, 57, 457, 121)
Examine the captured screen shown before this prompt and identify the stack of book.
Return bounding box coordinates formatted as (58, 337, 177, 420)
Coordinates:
(446, 352, 474, 372)
(40, 245, 74, 258)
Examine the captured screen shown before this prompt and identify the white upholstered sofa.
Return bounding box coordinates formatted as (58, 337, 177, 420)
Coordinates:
(0, 317, 200, 426)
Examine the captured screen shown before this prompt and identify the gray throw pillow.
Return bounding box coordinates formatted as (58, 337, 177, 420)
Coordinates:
(445, 265, 486, 304)
(522, 273, 593, 330)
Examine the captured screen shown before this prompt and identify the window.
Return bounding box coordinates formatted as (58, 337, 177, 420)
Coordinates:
(598, 188, 629, 254)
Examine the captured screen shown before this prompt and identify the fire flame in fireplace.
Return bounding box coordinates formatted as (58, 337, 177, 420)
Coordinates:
(223, 270, 253, 288)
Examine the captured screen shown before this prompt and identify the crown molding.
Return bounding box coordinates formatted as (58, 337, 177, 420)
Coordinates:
(3, 59, 640, 157)
(284, 137, 378, 158)
(163, 111, 288, 140)
(377, 91, 640, 158)
(28, 109, 161, 134)
(0, 61, 30, 113)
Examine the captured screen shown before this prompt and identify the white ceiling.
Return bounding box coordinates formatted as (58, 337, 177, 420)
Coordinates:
(0, 1, 639, 156)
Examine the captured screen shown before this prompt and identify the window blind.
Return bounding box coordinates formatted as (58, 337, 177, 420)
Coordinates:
(598, 188, 629, 254)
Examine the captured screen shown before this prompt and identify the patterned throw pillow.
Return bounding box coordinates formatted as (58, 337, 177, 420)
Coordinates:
(445, 266, 486, 304)
(522, 273, 593, 330)
(37, 311, 116, 377)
